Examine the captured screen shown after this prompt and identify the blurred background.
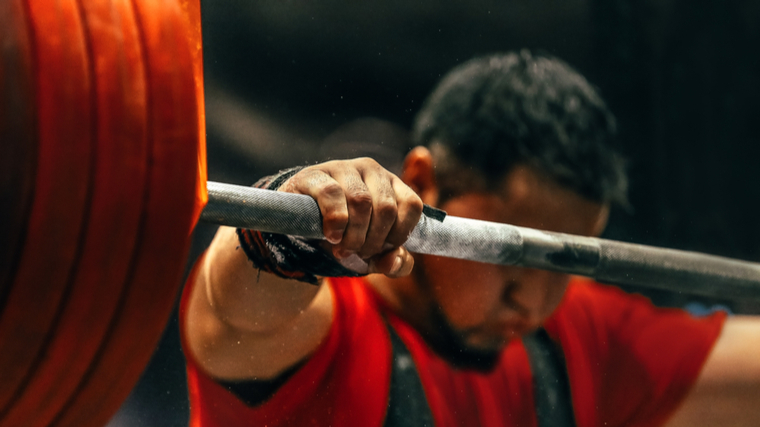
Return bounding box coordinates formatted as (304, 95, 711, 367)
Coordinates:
(108, 0, 760, 425)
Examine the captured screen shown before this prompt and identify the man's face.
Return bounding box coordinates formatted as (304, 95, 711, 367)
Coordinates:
(416, 164, 609, 369)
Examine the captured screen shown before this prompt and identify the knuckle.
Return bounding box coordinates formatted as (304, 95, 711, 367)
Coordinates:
(409, 194, 424, 215)
(347, 190, 373, 213)
(356, 157, 381, 168)
(318, 180, 344, 198)
(323, 209, 349, 227)
(375, 198, 398, 221)
(400, 194, 424, 222)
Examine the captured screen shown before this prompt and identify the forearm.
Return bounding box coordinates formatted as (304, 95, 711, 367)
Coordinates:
(201, 226, 322, 333)
(185, 226, 333, 380)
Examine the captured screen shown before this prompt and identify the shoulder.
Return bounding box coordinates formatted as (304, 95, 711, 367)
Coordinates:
(545, 277, 727, 427)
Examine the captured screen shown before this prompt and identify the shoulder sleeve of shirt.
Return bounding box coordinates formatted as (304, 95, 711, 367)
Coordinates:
(179, 264, 391, 427)
(544, 278, 726, 427)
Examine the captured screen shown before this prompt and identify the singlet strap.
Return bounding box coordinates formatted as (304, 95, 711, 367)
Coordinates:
(383, 322, 435, 427)
(523, 328, 577, 427)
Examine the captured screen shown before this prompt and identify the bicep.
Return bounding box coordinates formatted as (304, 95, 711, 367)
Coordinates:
(665, 316, 760, 427)
(183, 226, 335, 381)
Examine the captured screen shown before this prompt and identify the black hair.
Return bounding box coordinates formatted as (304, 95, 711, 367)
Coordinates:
(413, 50, 628, 206)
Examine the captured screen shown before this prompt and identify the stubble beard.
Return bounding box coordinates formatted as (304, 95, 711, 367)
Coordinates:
(426, 305, 503, 372)
(413, 256, 503, 373)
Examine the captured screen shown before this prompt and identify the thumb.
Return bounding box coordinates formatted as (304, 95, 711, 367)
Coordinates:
(368, 246, 415, 278)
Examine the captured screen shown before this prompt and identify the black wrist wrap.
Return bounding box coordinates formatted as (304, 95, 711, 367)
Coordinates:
(236, 167, 364, 285)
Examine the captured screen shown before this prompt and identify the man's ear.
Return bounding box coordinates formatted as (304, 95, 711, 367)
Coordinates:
(401, 146, 439, 206)
(591, 204, 611, 237)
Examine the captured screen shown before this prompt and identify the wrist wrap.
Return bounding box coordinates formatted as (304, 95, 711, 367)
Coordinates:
(236, 167, 364, 285)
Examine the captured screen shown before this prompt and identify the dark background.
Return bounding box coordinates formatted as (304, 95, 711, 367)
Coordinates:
(108, 1, 760, 425)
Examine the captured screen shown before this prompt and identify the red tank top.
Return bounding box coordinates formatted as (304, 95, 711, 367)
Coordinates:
(181, 267, 725, 427)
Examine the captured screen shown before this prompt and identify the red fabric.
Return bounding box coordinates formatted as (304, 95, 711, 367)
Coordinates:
(544, 278, 726, 427)
(180, 261, 391, 427)
(181, 271, 726, 427)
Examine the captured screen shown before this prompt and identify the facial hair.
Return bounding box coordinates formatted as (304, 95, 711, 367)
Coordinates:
(426, 304, 502, 372)
(413, 255, 502, 373)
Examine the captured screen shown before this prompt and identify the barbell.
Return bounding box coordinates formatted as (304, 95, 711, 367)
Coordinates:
(1, 1, 759, 426)
(203, 182, 760, 301)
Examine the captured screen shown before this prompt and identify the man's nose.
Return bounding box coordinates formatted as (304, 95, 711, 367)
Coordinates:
(498, 269, 557, 330)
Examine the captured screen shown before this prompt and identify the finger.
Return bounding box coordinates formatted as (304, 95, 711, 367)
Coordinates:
(368, 246, 415, 277)
(385, 177, 424, 247)
(357, 170, 397, 259)
(280, 168, 348, 244)
(329, 167, 372, 258)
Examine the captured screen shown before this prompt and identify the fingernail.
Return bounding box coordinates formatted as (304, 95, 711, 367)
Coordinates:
(335, 249, 354, 260)
(326, 231, 342, 244)
(332, 247, 343, 259)
(390, 256, 403, 275)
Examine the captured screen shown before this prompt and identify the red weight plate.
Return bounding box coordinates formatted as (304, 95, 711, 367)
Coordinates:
(180, 0, 210, 224)
(0, 0, 96, 417)
(0, 0, 38, 312)
(52, 0, 204, 425)
(0, 0, 150, 424)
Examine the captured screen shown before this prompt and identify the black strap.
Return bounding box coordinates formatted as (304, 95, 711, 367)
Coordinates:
(384, 323, 576, 427)
(220, 324, 574, 427)
(384, 323, 435, 427)
(523, 328, 577, 427)
(216, 361, 304, 407)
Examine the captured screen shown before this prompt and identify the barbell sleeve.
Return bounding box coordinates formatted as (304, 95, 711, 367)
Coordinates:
(201, 181, 760, 300)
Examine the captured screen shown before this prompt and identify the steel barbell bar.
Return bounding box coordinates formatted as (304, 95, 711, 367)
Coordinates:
(202, 181, 760, 301)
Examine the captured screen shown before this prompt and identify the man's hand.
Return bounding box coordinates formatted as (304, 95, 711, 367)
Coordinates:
(278, 158, 424, 277)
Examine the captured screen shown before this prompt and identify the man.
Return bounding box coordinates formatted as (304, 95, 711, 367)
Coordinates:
(181, 51, 760, 426)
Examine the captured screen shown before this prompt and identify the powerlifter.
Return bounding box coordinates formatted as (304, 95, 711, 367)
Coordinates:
(181, 51, 760, 427)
